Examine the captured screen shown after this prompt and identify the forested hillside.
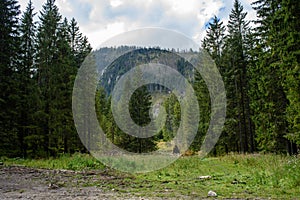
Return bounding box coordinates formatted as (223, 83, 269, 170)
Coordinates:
(0, 0, 299, 158)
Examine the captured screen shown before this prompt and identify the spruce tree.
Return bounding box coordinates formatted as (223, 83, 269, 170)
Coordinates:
(190, 71, 210, 152)
(0, 0, 21, 156)
(283, 0, 300, 148)
(50, 17, 78, 154)
(36, 0, 80, 156)
(201, 16, 228, 154)
(223, 0, 253, 153)
(112, 68, 157, 153)
(202, 16, 226, 68)
(129, 85, 156, 153)
(250, 0, 290, 153)
(66, 19, 92, 153)
(271, 0, 300, 152)
(16, 0, 40, 157)
(68, 18, 92, 67)
(36, 0, 61, 156)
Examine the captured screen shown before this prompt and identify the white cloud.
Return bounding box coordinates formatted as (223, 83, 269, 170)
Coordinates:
(57, 0, 73, 14)
(78, 0, 226, 48)
(18, 0, 257, 49)
(110, 0, 123, 7)
(18, 0, 43, 16)
(88, 21, 126, 47)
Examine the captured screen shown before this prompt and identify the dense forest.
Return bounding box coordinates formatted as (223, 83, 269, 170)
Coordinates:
(0, 0, 92, 157)
(0, 0, 299, 158)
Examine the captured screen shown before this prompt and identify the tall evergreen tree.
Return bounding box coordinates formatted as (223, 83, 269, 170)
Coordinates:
(202, 16, 226, 68)
(16, 0, 40, 157)
(128, 85, 156, 153)
(201, 16, 229, 154)
(49, 17, 79, 154)
(264, 0, 300, 152)
(66, 18, 92, 153)
(278, 0, 300, 149)
(190, 71, 210, 152)
(36, 0, 62, 156)
(111, 68, 157, 153)
(35, 0, 83, 156)
(223, 0, 253, 153)
(0, 0, 21, 156)
(250, 0, 291, 153)
(68, 18, 92, 67)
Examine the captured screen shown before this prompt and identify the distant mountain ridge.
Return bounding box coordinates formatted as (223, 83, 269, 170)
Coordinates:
(95, 46, 195, 95)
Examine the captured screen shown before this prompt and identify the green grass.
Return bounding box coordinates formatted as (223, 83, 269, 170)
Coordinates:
(1, 153, 106, 171)
(2, 153, 300, 199)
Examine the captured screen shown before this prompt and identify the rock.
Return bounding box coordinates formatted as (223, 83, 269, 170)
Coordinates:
(198, 175, 212, 180)
(48, 183, 59, 189)
(208, 190, 217, 197)
(173, 145, 180, 154)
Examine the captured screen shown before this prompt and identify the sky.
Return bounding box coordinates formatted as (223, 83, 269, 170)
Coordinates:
(18, 0, 257, 49)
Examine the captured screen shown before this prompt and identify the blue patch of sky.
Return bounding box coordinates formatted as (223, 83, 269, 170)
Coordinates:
(69, 1, 93, 24)
(203, 5, 228, 30)
(219, 6, 226, 12)
(204, 17, 215, 29)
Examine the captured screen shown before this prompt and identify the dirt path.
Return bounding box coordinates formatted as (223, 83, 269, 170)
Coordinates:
(0, 166, 147, 200)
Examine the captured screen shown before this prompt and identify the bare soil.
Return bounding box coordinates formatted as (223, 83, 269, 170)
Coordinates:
(0, 165, 148, 200)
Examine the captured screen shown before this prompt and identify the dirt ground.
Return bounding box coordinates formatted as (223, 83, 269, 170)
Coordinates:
(0, 165, 152, 200)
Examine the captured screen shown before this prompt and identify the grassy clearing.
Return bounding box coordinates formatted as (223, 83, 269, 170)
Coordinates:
(2, 153, 300, 199)
(2, 153, 105, 171)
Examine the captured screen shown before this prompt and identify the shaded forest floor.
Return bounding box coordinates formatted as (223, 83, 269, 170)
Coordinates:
(0, 154, 299, 199)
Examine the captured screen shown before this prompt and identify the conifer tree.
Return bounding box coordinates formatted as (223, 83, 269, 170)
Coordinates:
(36, 0, 82, 156)
(202, 16, 226, 68)
(16, 0, 40, 157)
(36, 0, 62, 156)
(0, 0, 21, 156)
(223, 0, 253, 153)
(190, 71, 210, 152)
(68, 18, 92, 67)
(265, 0, 300, 152)
(201, 16, 229, 154)
(111, 67, 157, 153)
(250, 0, 290, 153)
(279, 0, 300, 149)
(129, 85, 156, 153)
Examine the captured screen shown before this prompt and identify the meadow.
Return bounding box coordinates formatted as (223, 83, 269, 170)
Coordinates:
(2, 153, 300, 199)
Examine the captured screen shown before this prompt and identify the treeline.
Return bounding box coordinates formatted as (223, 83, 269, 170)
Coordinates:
(1, 0, 299, 158)
(0, 0, 91, 157)
(96, 0, 299, 156)
(202, 0, 299, 154)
